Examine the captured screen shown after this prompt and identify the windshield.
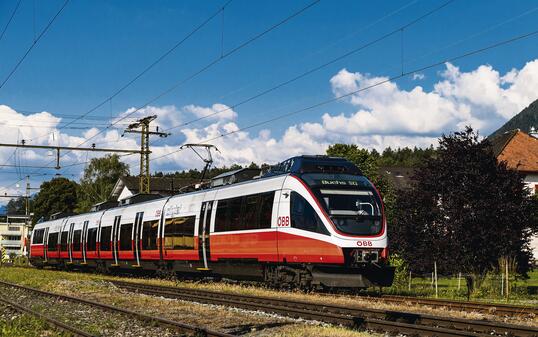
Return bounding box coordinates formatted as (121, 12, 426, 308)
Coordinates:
(300, 173, 383, 235)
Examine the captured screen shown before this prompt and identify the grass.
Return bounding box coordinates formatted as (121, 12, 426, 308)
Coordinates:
(384, 269, 538, 304)
(0, 313, 69, 337)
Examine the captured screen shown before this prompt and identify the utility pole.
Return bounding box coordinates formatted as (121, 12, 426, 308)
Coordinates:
(123, 115, 169, 194)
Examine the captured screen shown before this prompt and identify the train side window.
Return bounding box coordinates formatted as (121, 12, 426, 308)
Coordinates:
(87, 228, 98, 251)
(47, 232, 59, 251)
(142, 219, 159, 250)
(119, 223, 133, 250)
(32, 229, 44, 244)
(73, 230, 82, 251)
(60, 231, 69, 251)
(164, 216, 195, 250)
(215, 192, 275, 232)
(259, 192, 274, 229)
(242, 194, 260, 230)
(290, 192, 329, 235)
(99, 226, 112, 251)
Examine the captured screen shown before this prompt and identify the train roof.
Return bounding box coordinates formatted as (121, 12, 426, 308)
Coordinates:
(34, 156, 362, 226)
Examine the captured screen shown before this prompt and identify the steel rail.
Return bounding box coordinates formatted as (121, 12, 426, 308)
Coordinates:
(0, 280, 235, 337)
(375, 294, 538, 316)
(111, 280, 538, 337)
(0, 296, 96, 337)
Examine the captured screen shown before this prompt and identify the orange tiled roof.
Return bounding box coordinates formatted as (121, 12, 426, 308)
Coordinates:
(496, 130, 538, 173)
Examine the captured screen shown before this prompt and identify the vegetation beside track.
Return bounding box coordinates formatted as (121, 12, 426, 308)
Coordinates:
(0, 306, 68, 337)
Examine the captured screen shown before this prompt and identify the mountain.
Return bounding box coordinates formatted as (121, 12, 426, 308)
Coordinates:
(490, 99, 538, 138)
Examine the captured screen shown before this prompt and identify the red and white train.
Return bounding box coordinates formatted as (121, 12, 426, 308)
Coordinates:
(30, 156, 395, 288)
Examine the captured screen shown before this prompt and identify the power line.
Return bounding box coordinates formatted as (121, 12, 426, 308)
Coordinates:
(150, 27, 538, 163)
(0, 0, 22, 43)
(67, 0, 321, 152)
(162, 0, 455, 133)
(0, 0, 70, 91)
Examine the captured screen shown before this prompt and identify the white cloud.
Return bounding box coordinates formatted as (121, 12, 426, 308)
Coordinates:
(412, 73, 425, 80)
(183, 103, 237, 121)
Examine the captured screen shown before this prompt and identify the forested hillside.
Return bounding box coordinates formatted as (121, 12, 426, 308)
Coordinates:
(490, 99, 538, 138)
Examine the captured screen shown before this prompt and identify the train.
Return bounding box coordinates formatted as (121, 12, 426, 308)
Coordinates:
(29, 155, 395, 289)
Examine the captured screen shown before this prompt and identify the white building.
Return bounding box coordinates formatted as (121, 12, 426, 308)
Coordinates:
(0, 215, 30, 257)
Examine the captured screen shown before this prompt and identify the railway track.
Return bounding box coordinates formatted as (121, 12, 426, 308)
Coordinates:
(0, 280, 235, 337)
(0, 296, 96, 337)
(111, 280, 538, 337)
(373, 294, 538, 316)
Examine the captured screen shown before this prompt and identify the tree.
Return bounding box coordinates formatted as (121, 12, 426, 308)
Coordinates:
(6, 196, 28, 215)
(77, 154, 129, 212)
(32, 177, 79, 224)
(391, 127, 537, 294)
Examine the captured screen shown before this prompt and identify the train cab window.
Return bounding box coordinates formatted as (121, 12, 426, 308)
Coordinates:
(99, 226, 112, 251)
(73, 230, 82, 251)
(142, 219, 159, 250)
(87, 228, 98, 251)
(164, 216, 195, 250)
(119, 223, 133, 250)
(32, 229, 45, 244)
(47, 232, 59, 251)
(290, 192, 329, 235)
(60, 231, 69, 251)
(259, 192, 274, 228)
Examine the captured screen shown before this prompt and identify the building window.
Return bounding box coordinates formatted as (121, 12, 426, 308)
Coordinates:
(8, 226, 20, 231)
(87, 228, 98, 251)
(142, 219, 159, 250)
(215, 192, 275, 232)
(99, 226, 112, 251)
(32, 229, 45, 244)
(4, 235, 21, 241)
(119, 223, 133, 250)
(73, 230, 82, 251)
(164, 216, 195, 250)
(47, 232, 59, 251)
(290, 192, 329, 235)
(60, 231, 69, 251)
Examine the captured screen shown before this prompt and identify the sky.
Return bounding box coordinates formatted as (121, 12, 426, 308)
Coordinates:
(0, 0, 538, 199)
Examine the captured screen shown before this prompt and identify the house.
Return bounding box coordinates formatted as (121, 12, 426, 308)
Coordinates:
(110, 176, 200, 202)
(489, 128, 538, 261)
(0, 215, 30, 257)
(489, 129, 538, 195)
(377, 166, 414, 190)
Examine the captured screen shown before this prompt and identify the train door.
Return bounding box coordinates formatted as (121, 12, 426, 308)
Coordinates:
(133, 212, 144, 267)
(198, 201, 212, 270)
(276, 188, 292, 263)
(112, 215, 121, 266)
(81, 220, 89, 264)
(43, 227, 49, 262)
(68, 222, 75, 263)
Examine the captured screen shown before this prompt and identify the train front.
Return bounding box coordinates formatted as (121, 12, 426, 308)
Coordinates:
(276, 156, 395, 288)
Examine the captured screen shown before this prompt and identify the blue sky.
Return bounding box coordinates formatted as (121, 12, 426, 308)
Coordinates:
(0, 0, 538, 196)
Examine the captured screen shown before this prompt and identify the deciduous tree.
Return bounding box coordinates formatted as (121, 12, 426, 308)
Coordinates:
(77, 154, 129, 212)
(32, 177, 78, 224)
(391, 127, 537, 294)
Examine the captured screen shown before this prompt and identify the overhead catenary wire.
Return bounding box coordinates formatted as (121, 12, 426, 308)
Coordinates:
(161, 0, 455, 132)
(149, 27, 538, 163)
(0, 0, 22, 43)
(0, 0, 70, 91)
